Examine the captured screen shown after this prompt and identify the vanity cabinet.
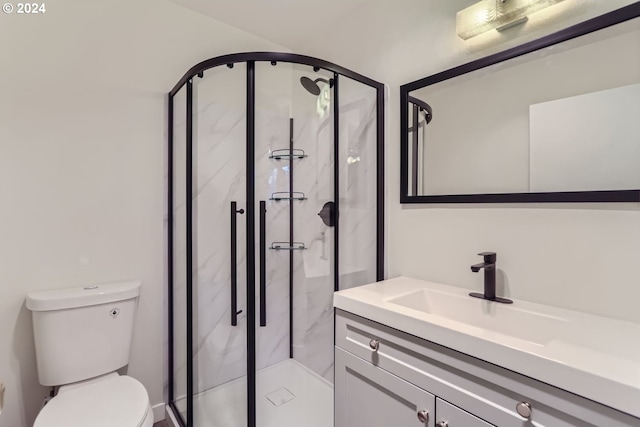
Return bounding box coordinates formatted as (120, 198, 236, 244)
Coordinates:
(435, 398, 493, 427)
(335, 344, 493, 427)
(334, 309, 640, 427)
(335, 347, 436, 427)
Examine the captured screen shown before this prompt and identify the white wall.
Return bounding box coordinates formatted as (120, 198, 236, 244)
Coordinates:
(0, 2, 287, 426)
(300, 0, 640, 323)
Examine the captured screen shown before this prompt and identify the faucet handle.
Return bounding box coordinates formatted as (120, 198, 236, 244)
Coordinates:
(477, 252, 496, 263)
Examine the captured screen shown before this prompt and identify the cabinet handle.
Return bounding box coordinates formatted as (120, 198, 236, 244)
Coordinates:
(436, 422, 449, 427)
(369, 339, 379, 351)
(516, 401, 533, 419)
(417, 409, 429, 423)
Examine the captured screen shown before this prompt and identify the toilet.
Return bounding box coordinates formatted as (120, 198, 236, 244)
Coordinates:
(26, 281, 154, 427)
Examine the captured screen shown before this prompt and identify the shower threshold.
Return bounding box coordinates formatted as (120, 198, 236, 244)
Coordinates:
(175, 359, 333, 427)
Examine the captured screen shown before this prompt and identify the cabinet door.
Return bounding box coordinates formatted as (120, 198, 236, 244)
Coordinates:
(435, 398, 494, 427)
(335, 347, 435, 427)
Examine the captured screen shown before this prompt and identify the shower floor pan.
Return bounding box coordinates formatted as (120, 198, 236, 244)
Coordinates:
(175, 359, 333, 427)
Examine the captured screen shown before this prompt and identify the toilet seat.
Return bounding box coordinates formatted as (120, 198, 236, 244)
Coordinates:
(34, 374, 151, 427)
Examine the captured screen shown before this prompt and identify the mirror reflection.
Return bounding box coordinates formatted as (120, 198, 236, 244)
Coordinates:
(403, 12, 640, 202)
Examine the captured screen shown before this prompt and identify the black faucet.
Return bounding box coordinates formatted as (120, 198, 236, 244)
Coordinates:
(469, 252, 513, 304)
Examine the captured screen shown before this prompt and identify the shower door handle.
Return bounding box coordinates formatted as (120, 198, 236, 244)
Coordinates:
(231, 201, 244, 326)
(259, 201, 267, 327)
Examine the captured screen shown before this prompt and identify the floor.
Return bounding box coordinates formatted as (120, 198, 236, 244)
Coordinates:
(175, 358, 333, 427)
(154, 422, 169, 427)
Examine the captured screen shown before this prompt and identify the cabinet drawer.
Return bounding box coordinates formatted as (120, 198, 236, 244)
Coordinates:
(436, 398, 494, 427)
(336, 310, 640, 427)
(335, 347, 436, 427)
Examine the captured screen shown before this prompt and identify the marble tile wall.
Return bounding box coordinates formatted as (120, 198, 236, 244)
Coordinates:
(191, 83, 295, 393)
(192, 99, 249, 393)
(337, 86, 378, 291)
(291, 106, 336, 382)
(291, 77, 379, 383)
(254, 96, 295, 374)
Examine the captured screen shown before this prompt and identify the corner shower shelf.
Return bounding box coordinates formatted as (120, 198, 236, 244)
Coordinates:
(269, 149, 307, 160)
(270, 192, 307, 202)
(270, 242, 306, 251)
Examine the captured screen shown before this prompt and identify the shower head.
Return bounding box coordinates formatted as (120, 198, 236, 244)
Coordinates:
(300, 76, 331, 96)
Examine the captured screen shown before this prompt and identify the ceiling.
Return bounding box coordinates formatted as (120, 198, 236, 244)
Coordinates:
(169, 0, 373, 50)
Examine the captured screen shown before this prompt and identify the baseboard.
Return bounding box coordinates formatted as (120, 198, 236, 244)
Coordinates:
(152, 402, 166, 423)
(165, 405, 180, 427)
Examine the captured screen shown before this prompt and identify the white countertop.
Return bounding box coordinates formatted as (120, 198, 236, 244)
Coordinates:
(333, 276, 640, 418)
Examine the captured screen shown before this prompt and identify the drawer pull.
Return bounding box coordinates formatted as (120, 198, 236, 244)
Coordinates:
(436, 422, 449, 427)
(417, 409, 429, 423)
(369, 339, 380, 351)
(516, 401, 533, 419)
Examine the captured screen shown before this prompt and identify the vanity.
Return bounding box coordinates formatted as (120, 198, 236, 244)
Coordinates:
(333, 277, 640, 427)
(352, 4, 640, 425)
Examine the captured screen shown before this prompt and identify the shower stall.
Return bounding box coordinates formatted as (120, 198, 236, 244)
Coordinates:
(167, 53, 384, 427)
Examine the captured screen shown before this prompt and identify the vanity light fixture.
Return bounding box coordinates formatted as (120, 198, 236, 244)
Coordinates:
(457, 0, 566, 40)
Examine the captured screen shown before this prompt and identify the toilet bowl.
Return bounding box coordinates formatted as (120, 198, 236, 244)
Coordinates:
(33, 373, 153, 427)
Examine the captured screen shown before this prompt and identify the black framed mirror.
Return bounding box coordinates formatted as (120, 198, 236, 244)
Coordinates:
(400, 3, 640, 204)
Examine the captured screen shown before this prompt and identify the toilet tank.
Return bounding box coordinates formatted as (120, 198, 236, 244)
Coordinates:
(26, 281, 141, 386)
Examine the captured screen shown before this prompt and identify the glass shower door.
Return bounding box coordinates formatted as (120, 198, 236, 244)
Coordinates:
(171, 83, 189, 425)
(191, 63, 249, 427)
(336, 75, 379, 290)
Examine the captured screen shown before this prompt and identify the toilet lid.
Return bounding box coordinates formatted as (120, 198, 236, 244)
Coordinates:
(34, 375, 150, 427)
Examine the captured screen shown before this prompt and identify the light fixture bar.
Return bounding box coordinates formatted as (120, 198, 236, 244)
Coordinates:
(457, 0, 566, 40)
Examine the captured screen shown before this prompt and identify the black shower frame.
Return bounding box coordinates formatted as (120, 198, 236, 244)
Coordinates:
(167, 52, 385, 427)
(400, 2, 640, 204)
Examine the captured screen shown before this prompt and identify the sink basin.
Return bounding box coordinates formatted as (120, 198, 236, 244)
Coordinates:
(387, 288, 568, 346)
